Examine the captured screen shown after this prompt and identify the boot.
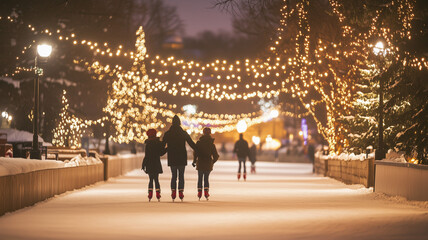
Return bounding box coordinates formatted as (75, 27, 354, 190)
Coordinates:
(251, 165, 256, 173)
(243, 172, 247, 181)
(156, 189, 161, 201)
(148, 189, 153, 202)
(237, 172, 241, 180)
(204, 188, 210, 200)
(179, 189, 184, 201)
(171, 189, 176, 201)
(197, 188, 202, 200)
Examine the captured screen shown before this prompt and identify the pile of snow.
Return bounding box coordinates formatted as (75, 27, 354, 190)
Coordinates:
(379, 150, 407, 163)
(63, 155, 102, 167)
(0, 128, 51, 146)
(0, 154, 103, 176)
(315, 151, 375, 161)
(0, 157, 65, 177)
(0, 77, 20, 88)
(316, 149, 408, 163)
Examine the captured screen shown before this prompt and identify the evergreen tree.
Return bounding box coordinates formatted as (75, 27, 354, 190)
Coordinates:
(104, 27, 166, 144)
(52, 90, 84, 148)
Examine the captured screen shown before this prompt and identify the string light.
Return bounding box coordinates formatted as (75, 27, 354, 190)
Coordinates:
(1, 0, 425, 150)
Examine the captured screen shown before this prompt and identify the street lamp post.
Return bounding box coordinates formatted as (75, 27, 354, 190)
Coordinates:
(373, 41, 386, 160)
(30, 44, 52, 159)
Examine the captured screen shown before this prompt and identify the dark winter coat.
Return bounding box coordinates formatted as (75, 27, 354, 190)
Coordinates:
(142, 137, 166, 174)
(193, 135, 219, 172)
(162, 125, 196, 166)
(249, 145, 257, 164)
(233, 138, 250, 159)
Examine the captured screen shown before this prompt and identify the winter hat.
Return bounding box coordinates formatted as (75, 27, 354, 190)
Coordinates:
(203, 127, 211, 135)
(172, 115, 181, 126)
(146, 129, 157, 138)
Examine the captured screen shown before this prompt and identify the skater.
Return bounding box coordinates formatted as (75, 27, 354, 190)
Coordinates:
(233, 133, 250, 180)
(192, 127, 219, 200)
(249, 143, 257, 173)
(162, 115, 196, 201)
(142, 129, 166, 202)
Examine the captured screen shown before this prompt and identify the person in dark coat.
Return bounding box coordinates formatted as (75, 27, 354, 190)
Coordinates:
(162, 115, 196, 201)
(249, 144, 257, 173)
(142, 128, 166, 201)
(192, 127, 219, 200)
(233, 133, 250, 180)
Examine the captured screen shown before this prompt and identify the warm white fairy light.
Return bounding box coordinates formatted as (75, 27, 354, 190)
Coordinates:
(1, 0, 425, 150)
(52, 90, 86, 148)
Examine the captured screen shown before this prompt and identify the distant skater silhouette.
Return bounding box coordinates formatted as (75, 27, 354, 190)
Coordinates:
(233, 133, 250, 180)
(162, 115, 196, 201)
(249, 144, 257, 173)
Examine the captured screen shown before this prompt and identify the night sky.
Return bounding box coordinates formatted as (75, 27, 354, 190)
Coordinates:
(163, 0, 234, 37)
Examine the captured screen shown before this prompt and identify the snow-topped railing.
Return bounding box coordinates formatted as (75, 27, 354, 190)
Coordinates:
(375, 161, 428, 201)
(102, 154, 143, 180)
(0, 159, 103, 216)
(314, 152, 375, 188)
(0, 154, 143, 216)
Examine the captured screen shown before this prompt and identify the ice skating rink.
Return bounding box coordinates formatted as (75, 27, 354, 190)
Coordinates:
(0, 160, 427, 240)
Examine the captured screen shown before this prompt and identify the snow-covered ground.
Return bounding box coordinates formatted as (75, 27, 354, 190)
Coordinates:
(0, 160, 427, 240)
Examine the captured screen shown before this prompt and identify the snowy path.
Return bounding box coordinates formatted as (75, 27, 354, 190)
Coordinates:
(0, 160, 427, 240)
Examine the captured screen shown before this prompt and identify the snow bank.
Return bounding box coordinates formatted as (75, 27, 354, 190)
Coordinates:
(316, 149, 407, 163)
(315, 151, 374, 161)
(372, 192, 428, 209)
(0, 77, 20, 88)
(0, 157, 65, 177)
(0, 128, 51, 146)
(378, 150, 407, 163)
(63, 155, 102, 167)
(0, 155, 102, 177)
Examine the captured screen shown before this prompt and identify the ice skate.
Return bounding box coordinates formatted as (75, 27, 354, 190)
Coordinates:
(197, 188, 202, 200)
(243, 173, 247, 181)
(179, 190, 184, 201)
(171, 189, 176, 202)
(156, 189, 161, 202)
(204, 188, 210, 201)
(148, 189, 153, 202)
(237, 172, 241, 180)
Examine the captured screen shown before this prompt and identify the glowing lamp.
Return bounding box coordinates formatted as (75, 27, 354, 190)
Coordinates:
(237, 120, 247, 133)
(373, 41, 385, 56)
(270, 109, 279, 119)
(263, 136, 281, 150)
(183, 104, 197, 115)
(252, 136, 261, 145)
(37, 44, 52, 57)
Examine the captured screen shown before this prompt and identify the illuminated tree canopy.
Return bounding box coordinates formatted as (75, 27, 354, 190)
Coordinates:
(1, 0, 426, 158)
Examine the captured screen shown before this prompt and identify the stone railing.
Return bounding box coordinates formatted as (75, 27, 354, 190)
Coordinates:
(0, 164, 103, 216)
(102, 154, 143, 180)
(0, 154, 143, 216)
(314, 153, 375, 188)
(375, 161, 428, 201)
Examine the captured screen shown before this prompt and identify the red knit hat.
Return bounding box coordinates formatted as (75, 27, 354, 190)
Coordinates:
(146, 129, 157, 138)
(203, 127, 211, 135)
